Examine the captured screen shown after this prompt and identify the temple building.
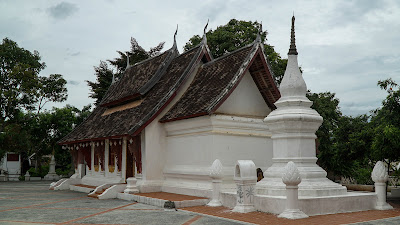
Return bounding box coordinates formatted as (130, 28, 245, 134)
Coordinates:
(53, 18, 383, 216)
(57, 26, 280, 193)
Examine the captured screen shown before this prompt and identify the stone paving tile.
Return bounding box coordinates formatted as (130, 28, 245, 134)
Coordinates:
(0, 199, 56, 208)
(38, 198, 130, 209)
(4, 181, 400, 225)
(0, 222, 55, 225)
(120, 203, 163, 210)
(75, 210, 198, 225)
(352, 216, 400, 225)
(0, 208, 99, 224)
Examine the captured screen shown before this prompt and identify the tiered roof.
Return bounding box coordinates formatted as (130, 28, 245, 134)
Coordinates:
(59, 30, 280, 145)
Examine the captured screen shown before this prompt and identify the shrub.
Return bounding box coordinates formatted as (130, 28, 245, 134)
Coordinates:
(353, 167, 374, 185)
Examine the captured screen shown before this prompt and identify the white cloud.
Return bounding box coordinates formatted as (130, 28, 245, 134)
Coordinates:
(0, 0, 399, 116)
(47, 2, 78, 20)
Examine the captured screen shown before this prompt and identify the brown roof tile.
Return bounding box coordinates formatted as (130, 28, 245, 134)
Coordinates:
(100, 50, 173, 107)
(59, 45, 205, 144)
(160, 45, 255, 122)
(160, 42, 280, 123)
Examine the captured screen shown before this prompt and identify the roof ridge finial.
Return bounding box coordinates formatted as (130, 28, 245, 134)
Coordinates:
(173, 24, 178, 48)
(202, 19, 209, 44)
(111, 73, 116, 84)
(125, 52, 130, 70)
(288, 14, 298, 55)
(255, 22, 262, 43)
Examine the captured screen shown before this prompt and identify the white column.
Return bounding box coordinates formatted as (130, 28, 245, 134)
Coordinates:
(278, 161, 308, 219)
(90, 142, 94, 175)
(372, 161, 393, 210)
(207, 159, 223, 207)
(140, 132, 145, 179)
(122, 137, 127, 182)
(104, 139, 109, 177)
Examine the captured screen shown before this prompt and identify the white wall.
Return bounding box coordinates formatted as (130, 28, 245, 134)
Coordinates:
(141, 57, 203, 186)
(0, 153, 21, 181)
(216, 71, 271, 117)
(162, 115, 273, 194)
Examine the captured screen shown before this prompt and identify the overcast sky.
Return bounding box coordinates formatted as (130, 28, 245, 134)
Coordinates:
(1, 0, 399, 116)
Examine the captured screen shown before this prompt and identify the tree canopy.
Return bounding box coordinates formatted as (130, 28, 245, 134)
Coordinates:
(184, 19, 287, 84)
(0, 38, 67, 125)
(0, 38, 68, 162)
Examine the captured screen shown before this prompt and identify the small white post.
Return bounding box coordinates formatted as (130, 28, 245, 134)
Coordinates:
(207, 159, 223, 207)
(232, 160, 257, 213)
(25, 171, 30, 181)
(372, 161, 393, 210)
(278, 161, 308, 219)
(124, 177, 139, 194)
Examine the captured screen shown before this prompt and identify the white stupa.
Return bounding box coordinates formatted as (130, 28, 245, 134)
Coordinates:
(256, 15, 347, 197)
(44, 155, 60, 181)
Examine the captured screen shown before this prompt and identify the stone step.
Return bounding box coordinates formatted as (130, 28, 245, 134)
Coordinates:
(70, 184, 97, 194)
(118, 192, 209, 208)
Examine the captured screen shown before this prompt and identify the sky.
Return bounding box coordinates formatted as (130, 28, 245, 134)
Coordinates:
(1, 0, 399, 116)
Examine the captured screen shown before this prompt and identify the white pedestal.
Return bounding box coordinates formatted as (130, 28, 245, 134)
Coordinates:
(124, 177, 139, 194)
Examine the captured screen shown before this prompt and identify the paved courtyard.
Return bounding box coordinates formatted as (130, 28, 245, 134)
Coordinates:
(1, 181, 400, 225)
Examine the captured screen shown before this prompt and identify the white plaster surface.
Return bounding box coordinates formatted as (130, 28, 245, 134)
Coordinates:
(162, 115, 273, 196)
(217, 191, 377, 216)
(0, 153, 21, 181)
(216, 71, 271, 118)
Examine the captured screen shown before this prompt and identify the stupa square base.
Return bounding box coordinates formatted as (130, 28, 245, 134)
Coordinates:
(221, 191, 378, 216)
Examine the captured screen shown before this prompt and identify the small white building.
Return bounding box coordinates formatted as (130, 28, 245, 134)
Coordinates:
(0, 152, 21, 181)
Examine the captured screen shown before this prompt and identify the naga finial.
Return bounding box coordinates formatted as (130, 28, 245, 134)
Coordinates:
(202, 19, 209, 44)
(255, 22, 262, 43)
(173, 24, 178, 47)
(125, 52, 130, 71)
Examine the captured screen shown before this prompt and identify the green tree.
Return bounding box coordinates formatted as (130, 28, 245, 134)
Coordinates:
(307, 92, 341, 174)
(370, 79, 400, 171)
(0, 112, 32, 160)
(332, 115, 373, 178)
(0, 38, 45, 126)
(26, 104, 92, 174)
(35, 74, 68, 114)
(307, 91, 374, 183)
(87, 38, 164, 105)
(184, 19, 287, 84)
(0, 38, 67, 127)
(0, 38, 67, 161)
(87, 61, 114, 105)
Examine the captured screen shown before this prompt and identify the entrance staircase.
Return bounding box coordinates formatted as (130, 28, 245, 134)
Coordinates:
(118, 192, 209, 208)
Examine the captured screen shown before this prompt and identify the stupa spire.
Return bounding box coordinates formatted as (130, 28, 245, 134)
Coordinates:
(276, 15, 307, 101)
(288, 15, 298, 55)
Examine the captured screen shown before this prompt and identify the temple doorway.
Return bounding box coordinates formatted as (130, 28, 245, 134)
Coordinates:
(127, 135, 141, 178)
(126, 150, 135, 178)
